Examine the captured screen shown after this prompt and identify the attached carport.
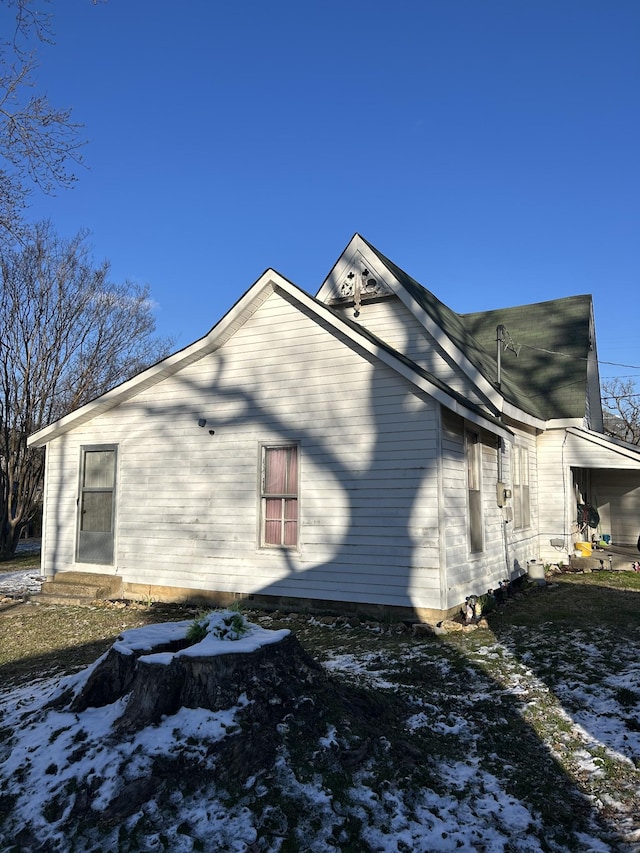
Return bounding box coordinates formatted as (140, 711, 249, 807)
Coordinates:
(564, 427, 640, 547)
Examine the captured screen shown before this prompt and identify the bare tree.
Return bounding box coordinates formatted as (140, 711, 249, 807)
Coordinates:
(602, 378, 640, 445)
(0, 0, 85, 237)
(0, 221, 172, 558)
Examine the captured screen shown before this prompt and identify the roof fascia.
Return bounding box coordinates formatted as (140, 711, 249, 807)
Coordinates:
(278, 280, 512, 441)
(566, 426, 640, 463)
(29, 267, 513, 448)
(545, 417, 589, 430)
(317, 234, 504, 412)
(501, 400, 546, 430)
(27, 271, 282, 447)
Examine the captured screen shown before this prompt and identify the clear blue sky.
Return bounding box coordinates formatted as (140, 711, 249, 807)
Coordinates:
(24, 0, 640, 385)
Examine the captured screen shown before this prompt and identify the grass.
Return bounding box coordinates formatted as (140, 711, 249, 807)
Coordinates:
(1, 551, 198, 683)
(0, 551, 41, 571)
(2, 562, 640, 850)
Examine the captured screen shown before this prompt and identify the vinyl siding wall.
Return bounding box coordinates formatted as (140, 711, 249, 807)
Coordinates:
(41, 289, 445, 612)
(332, 298, 486, 405)
(536, 428, 574, 563)
(505, 427, 540, 574)
(440, 412, 538, 608)
(590, 470, 640, 546)
(537, 428, 640, 553)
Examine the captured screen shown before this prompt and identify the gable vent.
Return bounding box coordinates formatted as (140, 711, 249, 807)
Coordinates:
(337, 258, 392, 316)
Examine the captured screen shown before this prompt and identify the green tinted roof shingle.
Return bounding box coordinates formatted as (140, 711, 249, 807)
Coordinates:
(362, 238, 592, 421)
(463, 296, 592, 420)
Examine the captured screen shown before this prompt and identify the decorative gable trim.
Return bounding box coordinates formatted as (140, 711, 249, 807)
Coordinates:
(332, 251, 394, 315)
(317, 235, 505, 412)
(317, 239, 396, 310)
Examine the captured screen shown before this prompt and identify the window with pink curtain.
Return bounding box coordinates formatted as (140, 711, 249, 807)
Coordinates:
(261, 445, 298, 547)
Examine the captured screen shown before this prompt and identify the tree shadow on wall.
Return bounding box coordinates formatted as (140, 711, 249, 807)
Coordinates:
(41, 316, 636, 847)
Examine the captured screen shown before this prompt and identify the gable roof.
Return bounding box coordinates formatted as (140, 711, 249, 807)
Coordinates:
(323, 235, 592, 423)
(28, 269, 512, 448)
(28, 236, 597, 447)
(360, 238, 548, 420)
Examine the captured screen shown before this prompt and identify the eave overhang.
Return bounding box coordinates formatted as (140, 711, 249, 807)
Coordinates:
(29, 270, 514, 448)
(564, 426, 640, 469)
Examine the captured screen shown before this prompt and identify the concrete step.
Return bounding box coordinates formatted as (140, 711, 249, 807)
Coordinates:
(37, 591, 103, 607)
(38, 572, 123, 606)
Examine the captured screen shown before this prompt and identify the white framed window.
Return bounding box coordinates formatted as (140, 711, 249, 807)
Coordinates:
(512, 445, 530, 529)
(260, 444, 299, 548)
(466, 430, 483, 553)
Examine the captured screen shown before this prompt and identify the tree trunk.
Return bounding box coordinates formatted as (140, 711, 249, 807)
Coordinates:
(65, 631, 326, 735)
(0, 517, 22, 561)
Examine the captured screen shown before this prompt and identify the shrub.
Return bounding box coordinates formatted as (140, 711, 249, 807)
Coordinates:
(186, 609, 249, 645)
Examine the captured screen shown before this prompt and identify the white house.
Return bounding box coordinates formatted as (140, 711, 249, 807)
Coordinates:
(28, 235, 640, 621)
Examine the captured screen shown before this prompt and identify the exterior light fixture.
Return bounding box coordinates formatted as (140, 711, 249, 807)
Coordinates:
(198, 418, 206, 428)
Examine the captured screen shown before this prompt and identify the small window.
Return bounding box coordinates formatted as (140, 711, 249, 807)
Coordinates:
(466, 430, 483, 553)
(512, 446, 530, 529)
(260, 444, 298, 548)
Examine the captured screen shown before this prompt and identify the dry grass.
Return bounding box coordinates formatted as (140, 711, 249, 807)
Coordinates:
(2, 560, 640, 850)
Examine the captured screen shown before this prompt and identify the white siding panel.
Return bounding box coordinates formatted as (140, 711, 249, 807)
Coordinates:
(503, 428, 540, 574)
(439, 411, 526, 609)
(565, 433, 640, 470)
(536, 428, 574, 563)
(42, 289, 444, 612)
(332, 298, 485, 404)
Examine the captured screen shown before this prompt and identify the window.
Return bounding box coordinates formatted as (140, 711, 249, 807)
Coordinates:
(260, 444, 298, 547)
(77, 446, 117, 564)
(466, 430, 483, 553)
(512, 446, 530, 529)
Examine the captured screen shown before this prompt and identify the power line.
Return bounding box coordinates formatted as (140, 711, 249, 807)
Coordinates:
(599, 359, 640, 370)
(519, 343, 640, 371)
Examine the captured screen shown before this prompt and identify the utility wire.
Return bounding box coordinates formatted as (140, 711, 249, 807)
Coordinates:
(519, 343, 640, 372)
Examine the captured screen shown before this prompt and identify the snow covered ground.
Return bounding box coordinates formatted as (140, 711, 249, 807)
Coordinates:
(1, 605, 639, 852)
(0, 567, 44, 598)
(0, 540, 43, 599)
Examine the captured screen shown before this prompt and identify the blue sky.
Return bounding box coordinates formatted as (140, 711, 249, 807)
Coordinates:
(23, 0, 640, 385)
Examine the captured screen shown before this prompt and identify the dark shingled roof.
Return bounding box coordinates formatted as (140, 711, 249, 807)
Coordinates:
(321, 297, 511, 434)
(362, 238, 591, 421)
(463, 296, 592, 421)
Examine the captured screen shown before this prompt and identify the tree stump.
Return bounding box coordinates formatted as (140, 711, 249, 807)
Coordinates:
(66, 620, 326, 734)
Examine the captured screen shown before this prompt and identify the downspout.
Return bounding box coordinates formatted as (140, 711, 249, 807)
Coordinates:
(496, 325, 510, 577)
(436, 403, 448, 614)
(499, 436, 512, 578)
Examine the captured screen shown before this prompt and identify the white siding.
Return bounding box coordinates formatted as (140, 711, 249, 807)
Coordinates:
(537, 427, 640, 561)
(42, 289, 444, 612)
(565, 432, 640, 470)
(441, 412, 467, 597)
(503, 427, 540, 574)
(332, 298, 486, 404)
(439, 411, 524, 609)
(536, 428, 575, 563)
